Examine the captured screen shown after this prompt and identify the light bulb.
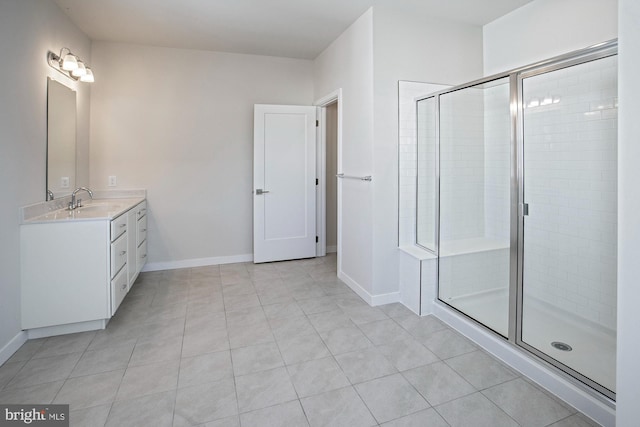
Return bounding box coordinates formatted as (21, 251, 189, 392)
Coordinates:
(71, 61, 87, 77)
(61, 54, 78, 71)
(80, 68, 94, 83)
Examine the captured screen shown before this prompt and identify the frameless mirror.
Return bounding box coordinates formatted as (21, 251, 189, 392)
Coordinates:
(47, 78, 77, 200)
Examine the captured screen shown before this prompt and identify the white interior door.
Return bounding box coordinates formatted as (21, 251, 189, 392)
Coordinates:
(253, 104, 317, 263)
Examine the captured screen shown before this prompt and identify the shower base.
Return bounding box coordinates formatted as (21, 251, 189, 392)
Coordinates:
(446, 289, 616, 393)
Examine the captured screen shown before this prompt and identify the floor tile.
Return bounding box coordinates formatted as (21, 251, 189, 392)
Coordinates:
(300, 386, 377, 427)
(239, 400, 309, 427)
(0, 380, 64, 404)
(380, 408, 449, 427)
(70, 342, 135, 378)
(224, 307, 267, 329)
(403, 361, 476, 406)
(434, 392, 518, 427)
(482, 378, 572, 426)
(203, 416, 240, 427)
(128, 335, 183, 367)
(182, 327, 229, 358)
(231, 342, 284, 376)
(69, 403, 111, 427)
(342, 306, 389, 325)
(307, 309, 354, 333)
(106, 390, 175, 427)
(276, 333, 331, 365)
(420, 328, 477, 359)
(53, 370, 124, 410)
(320, 326, 373, 355)
(0, 360, 26, 389)
(445, 350, 519, 390)
(376, 336, 439, 371)
(263, 301, 305, 320)
(173, 378, 238, 426)
(116, 359, 179, 401)
(228, 321, 274, 349)
(178, 351, 233, 388)
(269, 315, 316, 340)
(235, 367, 297, 413)
(6, 339, 46, 362)
(548, 413, 601, 427)
(223, 293, 261, 311)
(6, 352, 83, 389)
(379, 303, 416, 319)
(335, 348, 397, 384)
(394, 315, 449, 342)
(297, 296, 340, 315)
(184, 311, 226, 335)
(355, 373, 429, 423)
(358, 319, 413, 345)
(33, 332, 96, 359)
(287, 356, 350, 398)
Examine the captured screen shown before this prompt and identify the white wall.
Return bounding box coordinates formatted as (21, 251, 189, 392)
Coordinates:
(89, 43, 314, 268)
(372, 5, 483, 297)
(0, 0, 91, 361)
(483, 0, 618, 75)
(313, 9, 375, 294)
(616, 0, 640, 422)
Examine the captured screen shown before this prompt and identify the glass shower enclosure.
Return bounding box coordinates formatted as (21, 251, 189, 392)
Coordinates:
(416, 41, 617, 400)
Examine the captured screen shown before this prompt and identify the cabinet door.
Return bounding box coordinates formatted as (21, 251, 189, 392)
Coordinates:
(137, 239, 148, 274)
(127, 208, 138, 286)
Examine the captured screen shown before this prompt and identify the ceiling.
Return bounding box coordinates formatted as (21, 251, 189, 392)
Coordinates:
(54, 0, 534, 59)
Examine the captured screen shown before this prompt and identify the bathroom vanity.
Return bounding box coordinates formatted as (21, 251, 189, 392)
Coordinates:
(20, 196, 147, 337)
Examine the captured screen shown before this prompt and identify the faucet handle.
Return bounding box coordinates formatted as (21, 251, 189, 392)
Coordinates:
(77, 198, 82, 207)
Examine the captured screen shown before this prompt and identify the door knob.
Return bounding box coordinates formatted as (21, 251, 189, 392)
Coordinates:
(255, 189, 270, 195)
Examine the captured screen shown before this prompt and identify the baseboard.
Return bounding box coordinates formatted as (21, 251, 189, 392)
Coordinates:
(326, 245, 337, 253)
(371, 291, 400, 306)
(338, 271, 374, 305)
(26, 320, 107, 340)
(0, 331, 27, 365)
(142, 254, 254, 272)
(337, 271, 399, 307)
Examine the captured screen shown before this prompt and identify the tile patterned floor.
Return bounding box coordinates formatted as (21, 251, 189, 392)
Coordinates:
(0, 254, 601, 426)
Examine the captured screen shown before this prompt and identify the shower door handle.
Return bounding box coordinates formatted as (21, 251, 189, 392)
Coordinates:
(255, 189, 270, 195)
(520, 203, 529, 216)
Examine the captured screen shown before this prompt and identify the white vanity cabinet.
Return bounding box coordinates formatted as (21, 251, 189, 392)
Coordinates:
(127, 201, 147, 287)
(20, 198, 146, 335)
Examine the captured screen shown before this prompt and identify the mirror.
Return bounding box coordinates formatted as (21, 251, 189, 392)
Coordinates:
(47, 78, 77, 200)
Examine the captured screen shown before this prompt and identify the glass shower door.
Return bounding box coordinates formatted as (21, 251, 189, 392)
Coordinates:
(520, 55, 618, 396)
(438, 78, 512, 337)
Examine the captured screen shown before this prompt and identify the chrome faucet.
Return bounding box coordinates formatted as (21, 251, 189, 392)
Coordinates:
(70, 187, 93, 210)
(46, 189, 54, 201)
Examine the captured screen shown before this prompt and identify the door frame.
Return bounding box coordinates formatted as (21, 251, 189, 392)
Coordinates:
(314, 89, 342, 270)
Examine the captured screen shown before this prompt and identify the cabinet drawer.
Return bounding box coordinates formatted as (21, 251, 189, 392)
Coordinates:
(111, 215, 128, 242)
(111, 233, 127, 278)
(137, 239, 148, 273)
(111, 265, 128, 315)
(137, 215, 147, 246)
(136, 201, 147, 220)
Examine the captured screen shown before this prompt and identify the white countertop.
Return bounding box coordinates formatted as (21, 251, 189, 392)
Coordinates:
(23, 197, 145, 224)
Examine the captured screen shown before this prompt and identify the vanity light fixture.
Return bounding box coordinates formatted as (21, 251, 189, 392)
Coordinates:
(47, 47, 94, 83)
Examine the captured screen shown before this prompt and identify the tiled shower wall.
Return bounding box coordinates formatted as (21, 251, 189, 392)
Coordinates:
(522, 56, 618, 331)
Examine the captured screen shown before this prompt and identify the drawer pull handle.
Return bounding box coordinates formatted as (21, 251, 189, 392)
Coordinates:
(121, 284, 127, 290)
(119, 224, 126, 228)
(141, 254, 147, 258)
(119, 250, 127, 255)
(141, 228, 147, 232)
